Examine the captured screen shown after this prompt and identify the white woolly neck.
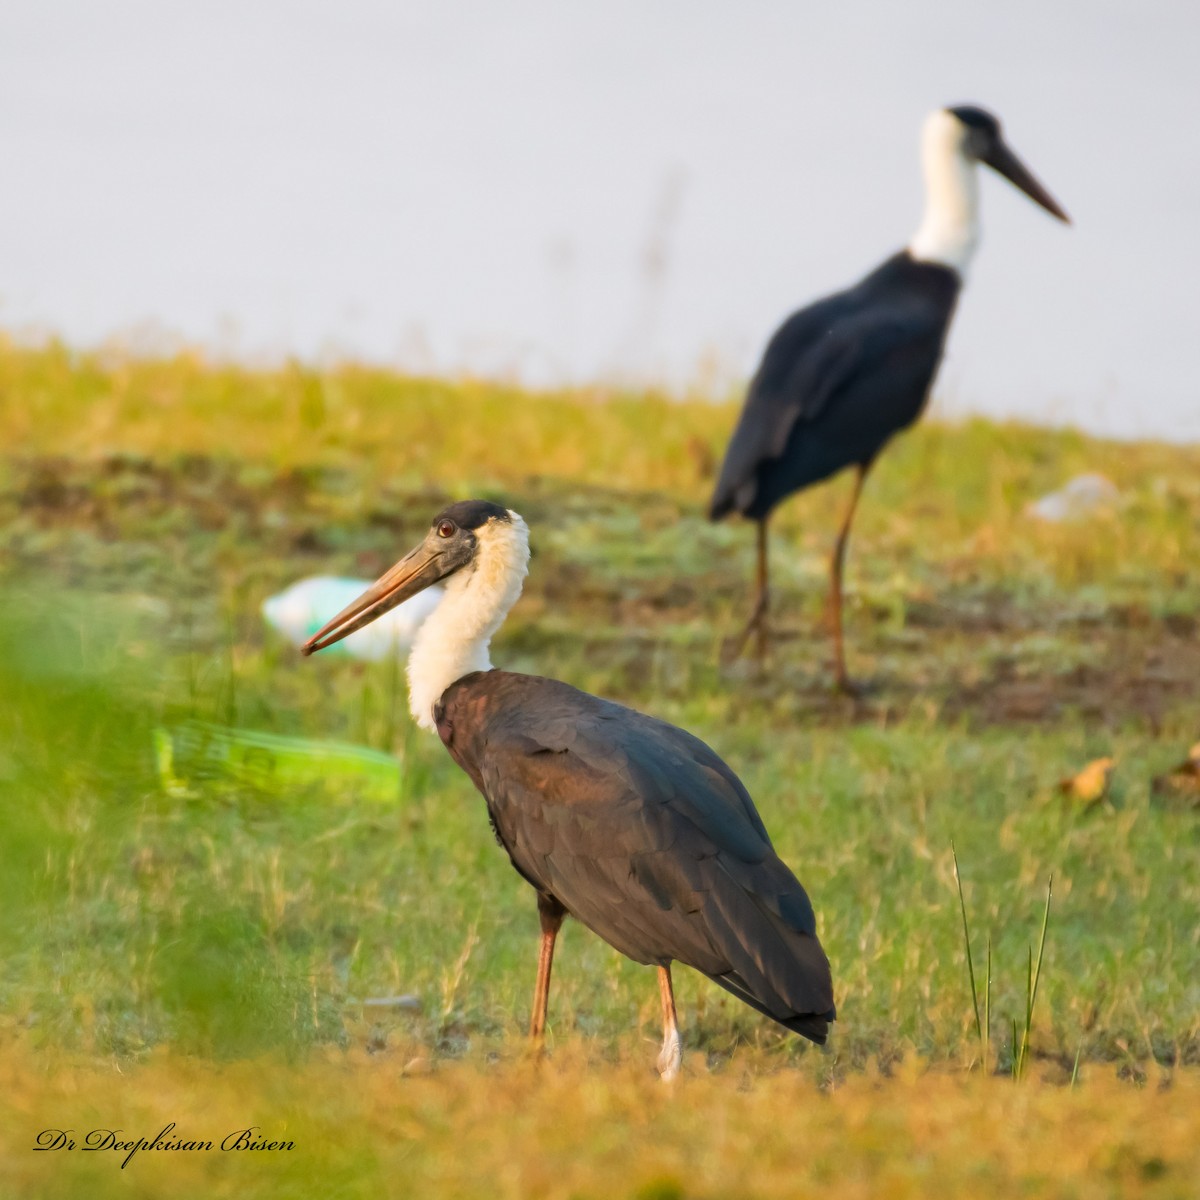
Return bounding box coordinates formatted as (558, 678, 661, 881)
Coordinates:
(406, 510, 530, 731)
(908, 109, 980, 277)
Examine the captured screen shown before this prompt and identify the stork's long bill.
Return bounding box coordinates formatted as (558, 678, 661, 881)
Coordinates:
(301, 543, 446, 655)
(979, 137, 1069, 223)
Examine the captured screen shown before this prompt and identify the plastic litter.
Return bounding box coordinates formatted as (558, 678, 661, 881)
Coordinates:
(1026, 473, 1119, 522)
(262, 576, 442, 660)
(154, 720, 402, 801)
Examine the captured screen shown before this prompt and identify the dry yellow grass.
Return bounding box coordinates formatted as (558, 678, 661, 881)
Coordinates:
(0, 338, 726, 495)
(2, 1033, 1196, 1199)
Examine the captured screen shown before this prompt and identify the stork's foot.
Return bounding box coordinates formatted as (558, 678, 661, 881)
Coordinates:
(656, 1029, 682, 1082)
(834, 672, 863, 698)
(833, 672, 876, 700)
(724, 602, 769, 663)
(655, 964, 682, 1081)
(524, 1036, 551, 1069)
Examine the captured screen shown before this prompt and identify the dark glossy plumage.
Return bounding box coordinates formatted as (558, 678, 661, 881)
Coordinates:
(435, 669, 836, 1041)
(709, 251, 960, 522)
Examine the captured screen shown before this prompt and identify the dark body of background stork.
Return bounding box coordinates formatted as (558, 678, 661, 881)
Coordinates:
(303, 500, 835, 1079)
(709, 105, 1070, 690)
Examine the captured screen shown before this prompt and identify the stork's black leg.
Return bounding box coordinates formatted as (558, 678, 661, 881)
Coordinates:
(656, 964, 682, 1081)
(829, 463, 872, 694)
(530, 893, 565, 1041)
(730, 520, 770, 659)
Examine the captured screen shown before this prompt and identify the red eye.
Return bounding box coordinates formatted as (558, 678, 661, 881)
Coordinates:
(437, 521, 456, 538)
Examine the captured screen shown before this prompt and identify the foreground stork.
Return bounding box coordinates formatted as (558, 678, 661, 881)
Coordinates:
(709, 105, 1070, 689)
(303, 500, 834, 1078)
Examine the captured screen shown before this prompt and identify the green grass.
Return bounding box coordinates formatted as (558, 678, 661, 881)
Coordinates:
(1, 338, 1198, 1196)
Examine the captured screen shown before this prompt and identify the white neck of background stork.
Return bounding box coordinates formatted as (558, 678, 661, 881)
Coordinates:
(406, 511, 530, 730)
(908, 109, 979, 277)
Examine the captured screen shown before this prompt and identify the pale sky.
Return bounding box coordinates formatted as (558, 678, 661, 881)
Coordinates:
(1, 0, 1197, 439)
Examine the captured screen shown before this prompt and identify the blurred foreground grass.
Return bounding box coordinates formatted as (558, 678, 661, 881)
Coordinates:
(3, 1043, 1198, 1199)
(1, 338, 1198, 1194)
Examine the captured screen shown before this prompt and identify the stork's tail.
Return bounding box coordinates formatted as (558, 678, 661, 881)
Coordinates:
(708, 493, 734, 522)
(697, 854, 836, 1044)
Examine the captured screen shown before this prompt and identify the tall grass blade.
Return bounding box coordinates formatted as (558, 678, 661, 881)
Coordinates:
(1017, 945, 1033, 1080)
(951, 845, 982, 1044)
(1016, 875, 1053, 1081)
(1029, 875, 1053, 1016)
(984, 935, 992, 1074)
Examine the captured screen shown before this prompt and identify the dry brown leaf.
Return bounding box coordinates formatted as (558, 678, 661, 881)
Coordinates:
(1058, 756, 1116, 806)
(1151, 742, 1200, 808)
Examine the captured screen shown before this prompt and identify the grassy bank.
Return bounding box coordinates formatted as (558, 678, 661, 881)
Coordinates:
(1, 338, 1197, 1194)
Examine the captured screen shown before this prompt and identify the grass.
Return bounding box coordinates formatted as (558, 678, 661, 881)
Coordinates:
(1, 337, 1198, 1196)
(955, 848, 1053, 1079)
(3, 1044, 1198, 1200)
(1017, 877, 1054, 1081)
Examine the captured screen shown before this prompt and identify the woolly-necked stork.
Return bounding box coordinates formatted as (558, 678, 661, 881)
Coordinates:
(709, 105, 1070, 689)
(303, 500, 835, 1078)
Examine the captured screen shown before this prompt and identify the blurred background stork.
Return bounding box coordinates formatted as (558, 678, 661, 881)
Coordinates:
(708, 105, 1070, 686)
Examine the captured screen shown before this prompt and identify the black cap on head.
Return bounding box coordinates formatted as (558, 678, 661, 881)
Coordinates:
(947, 105, 1001, 137)
(432, 499, 511, 532)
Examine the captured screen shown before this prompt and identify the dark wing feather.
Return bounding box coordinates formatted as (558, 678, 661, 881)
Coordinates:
(708, 254, 959, 520)
(441, 673, 835, 1040)
(709, 301, 854, 519)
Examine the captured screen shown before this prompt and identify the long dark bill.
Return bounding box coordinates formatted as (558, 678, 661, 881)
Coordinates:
(301, 544, 444, 655)
(984, 139, 1071, 223)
